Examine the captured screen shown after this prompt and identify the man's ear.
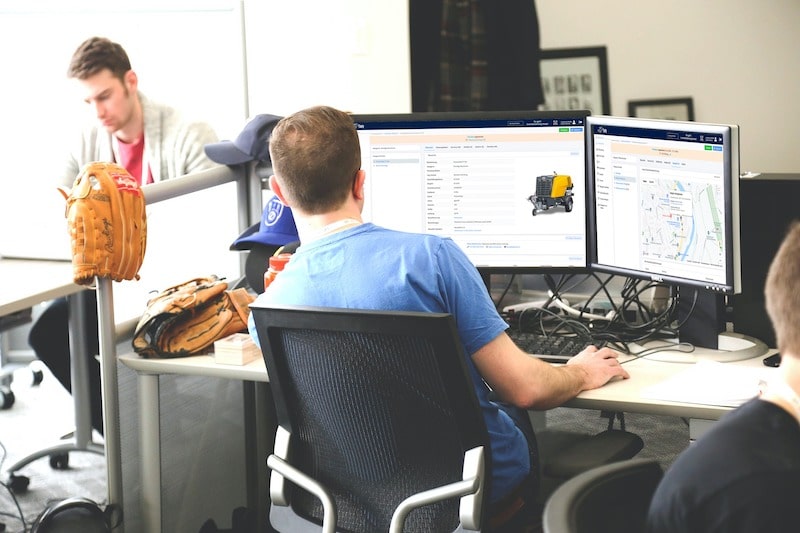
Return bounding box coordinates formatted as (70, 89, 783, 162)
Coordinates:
(353, 169, 366, 200)
(124, 70, 138, 93)
(269, 175, 290, 205)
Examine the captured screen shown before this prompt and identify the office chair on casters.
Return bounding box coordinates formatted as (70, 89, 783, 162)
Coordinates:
(542, 458, 663, 533)
(532, 411, 645, 505)
(251, 304, 491, 532)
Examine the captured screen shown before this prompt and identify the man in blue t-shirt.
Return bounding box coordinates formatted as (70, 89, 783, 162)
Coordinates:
(248, 105, 629, 531)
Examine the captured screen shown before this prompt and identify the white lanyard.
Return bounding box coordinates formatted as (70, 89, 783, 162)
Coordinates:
(310, 218, 362, 241)
(111, 135, 151, 185)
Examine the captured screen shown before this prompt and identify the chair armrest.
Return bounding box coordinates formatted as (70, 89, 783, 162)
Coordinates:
(266, 454, 337, 533)
(389, 446, 485, 533)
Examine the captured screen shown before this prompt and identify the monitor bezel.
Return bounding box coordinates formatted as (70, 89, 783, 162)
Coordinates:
(585, 115, 741, 295)
(351, 109, 592, 275)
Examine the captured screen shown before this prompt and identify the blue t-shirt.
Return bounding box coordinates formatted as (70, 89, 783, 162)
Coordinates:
(248, 223, 529, 502)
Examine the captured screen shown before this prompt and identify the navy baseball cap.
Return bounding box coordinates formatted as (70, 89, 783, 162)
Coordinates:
(205, 114, 282, 165)
(230, 195, 299, 250)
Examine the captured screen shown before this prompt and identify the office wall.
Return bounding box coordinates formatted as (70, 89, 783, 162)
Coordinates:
(241, 0, 411, 116)
(536, 0, 800, 173)
(241, 0, 798, 171)
(6, 1, 794, 176)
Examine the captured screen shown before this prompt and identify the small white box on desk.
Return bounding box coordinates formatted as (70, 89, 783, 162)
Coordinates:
(213, 332, 261, 365)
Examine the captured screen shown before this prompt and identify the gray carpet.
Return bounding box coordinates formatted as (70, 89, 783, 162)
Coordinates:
(0, 363, 106, 532)
(0, 363, 690, 533)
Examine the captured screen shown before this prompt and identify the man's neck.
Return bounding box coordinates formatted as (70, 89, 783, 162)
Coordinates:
(762, 353, 800, 424)
(115, 93, 144, 144)
(297, 208, 363, 242)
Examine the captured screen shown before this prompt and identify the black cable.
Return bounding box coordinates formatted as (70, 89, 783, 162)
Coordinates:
(505, 273, 711, 357)
(0, 482, 26, 532)
(492, 273, 517, 311)
(0, 440, 28, 532)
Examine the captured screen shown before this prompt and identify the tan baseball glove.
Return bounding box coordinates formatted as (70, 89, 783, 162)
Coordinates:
(59, 162, 147, 285)
(132, 275, 255, 358)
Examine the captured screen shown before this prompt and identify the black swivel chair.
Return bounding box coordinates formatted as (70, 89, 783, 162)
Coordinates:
(542, 458, 664, 533)
(251, 304, 491, 532)
(533, 414, 644, 505)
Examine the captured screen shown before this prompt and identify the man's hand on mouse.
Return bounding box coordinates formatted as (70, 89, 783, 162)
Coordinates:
(567, 345, 630, 389)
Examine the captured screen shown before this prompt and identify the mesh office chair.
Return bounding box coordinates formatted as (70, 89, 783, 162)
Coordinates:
(251, 304, 491, 533)
(542, 458, 663, 533)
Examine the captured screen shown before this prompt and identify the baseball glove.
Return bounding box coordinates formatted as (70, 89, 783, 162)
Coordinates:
(132, 275, 255, 358)
(59, 161, 147, 286)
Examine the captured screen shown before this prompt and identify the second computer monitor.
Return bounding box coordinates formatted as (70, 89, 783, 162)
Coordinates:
(353, 110, 590, 273)
(585, 115, 741, 295)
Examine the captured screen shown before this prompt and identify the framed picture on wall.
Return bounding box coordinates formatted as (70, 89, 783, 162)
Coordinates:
(628, 97, 695, 121)
(538, 46, 610, 115)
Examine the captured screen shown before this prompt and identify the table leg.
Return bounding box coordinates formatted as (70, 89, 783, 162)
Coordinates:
(139, 372, 162, 532)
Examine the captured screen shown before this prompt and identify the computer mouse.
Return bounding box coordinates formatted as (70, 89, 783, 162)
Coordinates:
(763, 353, 781, 367)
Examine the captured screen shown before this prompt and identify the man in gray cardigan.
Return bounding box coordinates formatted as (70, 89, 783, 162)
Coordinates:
(59, 36, 219, 187)
(34, 36, 220, 434)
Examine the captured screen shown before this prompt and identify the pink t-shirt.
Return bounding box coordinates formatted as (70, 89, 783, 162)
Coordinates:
(116, 134, 153, 186)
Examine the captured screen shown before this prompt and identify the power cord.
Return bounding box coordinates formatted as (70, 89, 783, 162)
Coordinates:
(0, 441, 26, 532)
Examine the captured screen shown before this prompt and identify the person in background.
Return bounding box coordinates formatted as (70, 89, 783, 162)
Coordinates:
(646, 221, 800, 533)
(59, 36, 219, 187)
(205, 113, 300, 294)
(30, 36, 220, 435)
(247, 105, 629, 531)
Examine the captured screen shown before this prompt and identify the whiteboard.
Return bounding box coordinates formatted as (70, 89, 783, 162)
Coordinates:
(0, 0, 248, 258)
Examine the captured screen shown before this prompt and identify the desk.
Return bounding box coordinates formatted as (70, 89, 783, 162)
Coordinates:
(119, 353, 271, 533)
(119, 347, 775, 531)
(0, 258, 104, 483)
(563, 352, 776, 421)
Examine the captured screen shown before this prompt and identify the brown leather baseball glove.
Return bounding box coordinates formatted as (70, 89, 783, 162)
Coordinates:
(59, 161, 147, 286)
(132, 275, 255, 358)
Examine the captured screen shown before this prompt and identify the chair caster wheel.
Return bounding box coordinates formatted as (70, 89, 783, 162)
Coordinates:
(0, 387, 14, 409)
(8, 474, 30, 493)
(49, 452, 70, 470)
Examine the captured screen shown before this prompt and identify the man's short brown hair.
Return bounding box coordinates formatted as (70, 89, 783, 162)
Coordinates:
(765, 220, 800, 354)
(269, 106, 360, 214)
(67, 36, 131, 82)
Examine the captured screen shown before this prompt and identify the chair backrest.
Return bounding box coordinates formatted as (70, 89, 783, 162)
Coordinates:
(542, 458, 663, 533)
(251, 304, 490, 532)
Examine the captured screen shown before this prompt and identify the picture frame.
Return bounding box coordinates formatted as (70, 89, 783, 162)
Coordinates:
(539, 46, 610, 115)
(628, 97, 695, 121)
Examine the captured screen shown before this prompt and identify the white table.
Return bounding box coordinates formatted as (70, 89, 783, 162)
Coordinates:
(118, 342, 778, 532)
(119, 353, 270, 533)
(564, 350, 776, 419)
(0, 258, 105, 483)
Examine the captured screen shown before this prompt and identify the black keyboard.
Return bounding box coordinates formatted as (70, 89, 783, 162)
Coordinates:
(508, 331, 601, 363)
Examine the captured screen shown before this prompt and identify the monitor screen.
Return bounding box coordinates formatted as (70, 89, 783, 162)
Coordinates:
(586, 115, 741, 295)
(353, 110, 590, 273)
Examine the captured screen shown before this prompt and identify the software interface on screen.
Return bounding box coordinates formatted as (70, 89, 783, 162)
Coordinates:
(353, 111, 589, 271)
(586, 116, 740, 294)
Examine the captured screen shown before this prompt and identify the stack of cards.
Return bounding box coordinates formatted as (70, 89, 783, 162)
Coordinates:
(213, 332, 261, 365)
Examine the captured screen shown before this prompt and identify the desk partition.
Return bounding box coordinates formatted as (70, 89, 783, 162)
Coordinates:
(95, 163, 257, 530)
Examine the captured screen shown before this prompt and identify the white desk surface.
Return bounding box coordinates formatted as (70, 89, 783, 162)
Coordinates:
(119, 346, 778, 421)
(116, 335, 777, 532)
(563, 351, 777, 419)
(0, 258, 78, 316)
(119, 352, 267, 382)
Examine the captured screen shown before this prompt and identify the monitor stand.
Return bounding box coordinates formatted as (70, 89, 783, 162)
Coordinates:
(633, 285, 769, 363)
(634, 331, 769, 363)
(675, 285, 725, 349)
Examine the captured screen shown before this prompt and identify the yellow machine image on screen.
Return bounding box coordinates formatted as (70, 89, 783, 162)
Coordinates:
(527, 172, 574, 216)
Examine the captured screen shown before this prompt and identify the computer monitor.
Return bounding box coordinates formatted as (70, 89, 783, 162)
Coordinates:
(352, 110, 590, 278)
(586, 115, 765, 360)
